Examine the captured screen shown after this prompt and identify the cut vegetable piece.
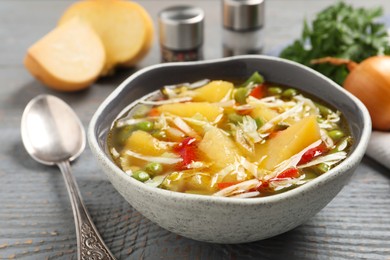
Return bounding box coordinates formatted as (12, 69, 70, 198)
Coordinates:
(187, 174, 214, 193)
(156, 102, 223, 122)
(24, 18, 105, 91)
(58, 0, 154, 75)
(174, 137, 198, 169)
(124, 150, 181, 164)
(198, 127, 241, 170)
(193, 80, 234, 102)
(124, 130, 167, 156)
(249, 85, 266, 99)
(242, 72, 264, 86)
(160, 171, 214, 194)
(250, 104, 279, 122)
(261, 115, 322, 170)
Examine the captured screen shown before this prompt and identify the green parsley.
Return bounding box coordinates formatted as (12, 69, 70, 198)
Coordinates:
(280, 2, 390, 85)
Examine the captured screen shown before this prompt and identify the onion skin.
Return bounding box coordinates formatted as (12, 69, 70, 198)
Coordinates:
(343, 56, 390, 131)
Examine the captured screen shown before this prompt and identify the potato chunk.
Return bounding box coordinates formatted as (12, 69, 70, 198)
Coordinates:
(156, 102, 223, 122)
(193, 80, 233, 102)
(198, 127, 241, 170)
(250, 105, 279, 122)
(124, 130, 166, 156)
(260, 115, 321, 170)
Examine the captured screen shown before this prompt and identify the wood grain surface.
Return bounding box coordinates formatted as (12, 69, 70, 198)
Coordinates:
(1, 0, 390, 259)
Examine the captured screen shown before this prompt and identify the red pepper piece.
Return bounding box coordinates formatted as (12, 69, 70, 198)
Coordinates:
(236, 108, 253, 115)
(174, 137, 198, 170)
(276, 167, 299, 179)
(298, 143, 327, 165)
(148, 107, 160, 117)
(257, 180, 272, 194)
(217, 182, 240, 190)
(249, 84, 265, 99)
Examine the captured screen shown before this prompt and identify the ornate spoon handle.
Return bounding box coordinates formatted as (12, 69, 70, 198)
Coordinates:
(58, 161, 116, 260)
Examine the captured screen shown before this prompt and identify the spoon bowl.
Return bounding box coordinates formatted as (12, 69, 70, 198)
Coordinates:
(21, 94, 85, 165)
(21, 94, 115, 260)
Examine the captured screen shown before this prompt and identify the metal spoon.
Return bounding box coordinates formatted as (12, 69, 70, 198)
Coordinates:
(21, 94, 115, 260)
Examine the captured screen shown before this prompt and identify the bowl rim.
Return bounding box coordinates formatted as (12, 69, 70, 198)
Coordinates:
(88, 55, 372, 205)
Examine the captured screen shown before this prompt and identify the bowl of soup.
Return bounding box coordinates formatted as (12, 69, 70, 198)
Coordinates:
(88, 55, 371, 243)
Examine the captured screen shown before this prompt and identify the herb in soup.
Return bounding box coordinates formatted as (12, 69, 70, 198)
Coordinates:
(108, 72, 352, 198)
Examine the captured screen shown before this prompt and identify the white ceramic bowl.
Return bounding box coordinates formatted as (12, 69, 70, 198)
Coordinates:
(88, 55, 371, 243)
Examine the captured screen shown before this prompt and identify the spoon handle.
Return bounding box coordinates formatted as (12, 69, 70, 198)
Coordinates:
(58, 161, 116, 260)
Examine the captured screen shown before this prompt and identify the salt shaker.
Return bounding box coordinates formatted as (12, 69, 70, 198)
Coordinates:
(158, 6, 204, 62)
(222, 0, 265, 56)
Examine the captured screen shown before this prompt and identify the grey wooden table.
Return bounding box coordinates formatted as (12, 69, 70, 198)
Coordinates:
(1, 0, 390, 259)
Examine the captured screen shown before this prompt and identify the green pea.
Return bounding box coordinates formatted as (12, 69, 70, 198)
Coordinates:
(152, 130, 167, 140)
(315, 163, 330, 174)
(268, 87, 283, 96)
(145, 162, 163, 176)
(132, 170, 150, 182)
(136, 121, 154, 131)
(255, 117, 265, 128)
(281, 88, 298, 99)
(328, 129, 345, 142)
(228, 113, 243, 124)
(234, 87, 249, 104)
(315, 103, 333, 117)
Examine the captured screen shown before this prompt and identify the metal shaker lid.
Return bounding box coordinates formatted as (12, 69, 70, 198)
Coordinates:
(159, 6, 204, 50)
(223, 0, 265, 31)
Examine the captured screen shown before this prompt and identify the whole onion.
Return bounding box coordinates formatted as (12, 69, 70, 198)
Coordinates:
(312, 56, 390, 131)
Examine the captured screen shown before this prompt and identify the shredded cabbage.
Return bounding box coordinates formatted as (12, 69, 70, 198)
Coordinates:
(259, 102, 304, 133)
(298, 152, 347, 168)
(140, 96, 192, 105)
(124, 150, 182, 164)
(213, 179, 261, 197)
(172, 117, 199, 138)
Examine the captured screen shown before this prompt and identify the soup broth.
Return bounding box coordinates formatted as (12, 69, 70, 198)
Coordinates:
(108, 72, 352, 198)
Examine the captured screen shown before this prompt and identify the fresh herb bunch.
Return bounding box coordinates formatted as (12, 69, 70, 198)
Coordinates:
(280, 2, 390, 85)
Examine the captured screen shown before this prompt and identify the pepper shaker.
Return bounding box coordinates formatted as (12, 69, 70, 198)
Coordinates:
(222, 0, 265, 56)
(158, 6, 204, 62)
